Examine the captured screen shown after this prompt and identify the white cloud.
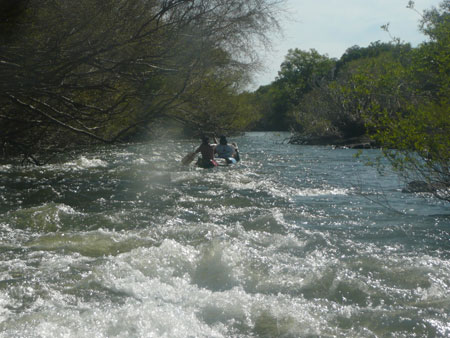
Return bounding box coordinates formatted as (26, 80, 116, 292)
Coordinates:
(251, 0, 442, 88)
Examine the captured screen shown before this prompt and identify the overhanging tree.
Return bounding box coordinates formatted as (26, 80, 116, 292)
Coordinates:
(0, 0, 283, 163)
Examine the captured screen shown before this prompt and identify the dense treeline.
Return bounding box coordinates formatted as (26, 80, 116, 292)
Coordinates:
(0, 0, 281, 164)
(251, 0, 449, 201)
(251, 41, 413, 136)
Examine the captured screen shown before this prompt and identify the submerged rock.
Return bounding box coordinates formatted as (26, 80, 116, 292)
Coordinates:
(402, 180, 441, 193)
(289, 135, 377, 148)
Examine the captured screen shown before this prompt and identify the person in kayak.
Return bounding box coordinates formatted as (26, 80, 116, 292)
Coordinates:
(215, 135, 240, 163)
(194, 136, 218, 168)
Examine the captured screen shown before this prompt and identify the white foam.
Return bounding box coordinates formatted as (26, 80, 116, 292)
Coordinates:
(132, 158, 148, 165)
(37, 239, 329, 337)
(0, 164, 12, 173)
(295, 187, 350, 197)
(226, 173, 349, 200)
(0, 291, 12, 320)
(62, 156, 108, 170)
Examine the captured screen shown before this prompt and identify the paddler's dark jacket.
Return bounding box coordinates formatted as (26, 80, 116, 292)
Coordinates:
(195, 143, 215, 161)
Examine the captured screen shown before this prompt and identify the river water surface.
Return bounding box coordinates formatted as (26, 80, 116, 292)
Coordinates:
(0, 132, 449, 337)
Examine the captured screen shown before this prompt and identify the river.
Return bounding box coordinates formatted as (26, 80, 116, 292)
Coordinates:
(0, 132, 449, 337)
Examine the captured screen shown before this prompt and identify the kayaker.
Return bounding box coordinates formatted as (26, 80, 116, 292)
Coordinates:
(194, 136, 218, 168)
(215, 135, 240, 163)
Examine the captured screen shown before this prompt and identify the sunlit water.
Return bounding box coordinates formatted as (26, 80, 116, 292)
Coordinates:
(0, 132, 449, 337)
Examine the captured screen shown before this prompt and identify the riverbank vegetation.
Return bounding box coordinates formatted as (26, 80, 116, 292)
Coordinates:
(1, 0, 282, 164)
(251, 0, 449, 201)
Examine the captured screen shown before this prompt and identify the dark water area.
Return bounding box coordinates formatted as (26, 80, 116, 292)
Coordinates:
(0, 132, 449, 337)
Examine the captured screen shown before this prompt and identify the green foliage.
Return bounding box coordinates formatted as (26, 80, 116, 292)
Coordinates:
(366, 1, 450, 201)
(278, 48, 336, 98)
(335, 41, 411, 74)
(252, 43, 411, 135)
(252, 82, 291, 130)
(412, 2, 450, 103)
(174, 74, 260, 136)
(288, 46, 411, 139)
(252, 49, 336, 131)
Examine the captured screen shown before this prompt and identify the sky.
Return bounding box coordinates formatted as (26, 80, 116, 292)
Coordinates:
(251, 0, 443, 88)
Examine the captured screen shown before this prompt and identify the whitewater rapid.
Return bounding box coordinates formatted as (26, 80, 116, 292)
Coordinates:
(1, 132, 449, 337)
